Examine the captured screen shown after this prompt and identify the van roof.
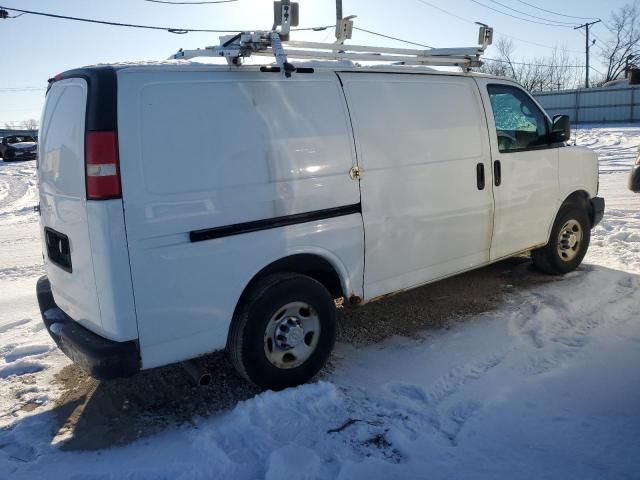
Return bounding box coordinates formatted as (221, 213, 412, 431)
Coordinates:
(83, 60, 509, 81)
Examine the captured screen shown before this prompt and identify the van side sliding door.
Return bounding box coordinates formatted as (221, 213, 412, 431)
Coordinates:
(338, 72, 495, 300)
(474, 79, 559, 260)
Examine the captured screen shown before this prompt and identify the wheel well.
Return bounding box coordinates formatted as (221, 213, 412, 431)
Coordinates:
(561, 190, 590, 210)
(561, 190, 597, 226)
(241, 254, 345, 302)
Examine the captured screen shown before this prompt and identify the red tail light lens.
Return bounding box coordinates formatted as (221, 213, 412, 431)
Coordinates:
(85, 131, 121, 200)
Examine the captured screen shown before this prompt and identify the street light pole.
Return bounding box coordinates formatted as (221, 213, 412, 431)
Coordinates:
(574, 20, 601, 88)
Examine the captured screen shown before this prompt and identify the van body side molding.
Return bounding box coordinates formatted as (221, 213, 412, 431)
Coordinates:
(190, 203, 362, 243)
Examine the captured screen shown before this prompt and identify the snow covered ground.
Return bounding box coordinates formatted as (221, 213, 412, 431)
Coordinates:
(0, 126, 638, 479)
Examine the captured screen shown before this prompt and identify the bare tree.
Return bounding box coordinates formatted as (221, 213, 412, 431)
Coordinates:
(20, 119, 39, 130)
(601, 2, 640, 81)
(3, 121, 18, 130)
(477, 38, 582, 91)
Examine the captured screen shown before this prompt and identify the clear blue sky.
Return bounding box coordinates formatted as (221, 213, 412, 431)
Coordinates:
(0, 0, 628, 126)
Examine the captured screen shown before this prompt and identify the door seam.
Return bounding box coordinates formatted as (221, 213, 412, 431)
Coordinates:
(335, 72, 367, 301)
(472, 77, 497, 257)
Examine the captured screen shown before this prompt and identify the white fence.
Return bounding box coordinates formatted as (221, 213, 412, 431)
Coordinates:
(533, 86, 640, 124)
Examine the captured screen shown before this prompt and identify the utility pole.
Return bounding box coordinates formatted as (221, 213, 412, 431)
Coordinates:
(336, 0, 342, 21)
(574, 20, 601, 88)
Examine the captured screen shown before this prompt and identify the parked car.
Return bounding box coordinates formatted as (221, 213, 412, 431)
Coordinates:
(0, 135, 38, 161)
(36, 64, 604, 390)
(630, 149, 640, 192)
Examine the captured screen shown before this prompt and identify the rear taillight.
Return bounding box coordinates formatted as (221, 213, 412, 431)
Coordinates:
(85, 130, 121, 200)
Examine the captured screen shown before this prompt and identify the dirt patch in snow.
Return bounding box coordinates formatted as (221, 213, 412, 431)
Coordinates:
(336, 255, 558, 345)
(50, 255, 558, 451)
(51, 351, 259, 451)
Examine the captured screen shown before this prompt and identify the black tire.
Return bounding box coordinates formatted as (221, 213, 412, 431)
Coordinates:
(531, 204, 591, 275)
(228, 272, 336, 390)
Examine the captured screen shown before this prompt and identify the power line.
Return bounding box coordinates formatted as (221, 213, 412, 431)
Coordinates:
(0, 87, 45, 92)
(0, 5, 331, 34)
(0, 5, 238, 32)
(467, 0, 578, 27)
(510, 0, 599, 21)
(353, 26, 433, 48)
(351, 25, 587, 68)
(415, 0, 471, 24)
(485, 57, 585, 68)
(577, 28, 607, 56)
(143, 0, 237, 3)
(414, 0, 583, 53)
(482, 0, 577, 25)
(591, 31, 607, 47)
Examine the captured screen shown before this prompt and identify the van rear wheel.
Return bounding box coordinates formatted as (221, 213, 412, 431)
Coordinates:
(531, 204, 591, 275)
(228, 273, 336, 391)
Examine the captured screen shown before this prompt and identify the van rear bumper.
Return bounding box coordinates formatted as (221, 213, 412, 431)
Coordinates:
(36, 276, 140, 380)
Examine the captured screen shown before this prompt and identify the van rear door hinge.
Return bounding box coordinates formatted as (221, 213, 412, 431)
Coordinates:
(349, 165, 361, 180)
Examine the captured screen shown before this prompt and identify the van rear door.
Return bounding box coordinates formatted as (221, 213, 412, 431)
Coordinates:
(39, 78, 104, 333)
(39, 74, 137, 342)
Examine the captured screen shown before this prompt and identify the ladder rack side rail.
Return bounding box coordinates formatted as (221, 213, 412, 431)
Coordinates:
(284, 41, 482, 57)
(171, 49, 226, 60)
(252, 49, 477, 66)
(170, 48, 479, 66)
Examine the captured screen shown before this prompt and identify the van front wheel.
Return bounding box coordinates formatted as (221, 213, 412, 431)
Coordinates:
(531, 205, 591, 275)
(228, 273, 336, 390)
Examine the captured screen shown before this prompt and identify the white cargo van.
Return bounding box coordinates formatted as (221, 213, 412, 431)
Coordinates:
(36, 62, 604, 390)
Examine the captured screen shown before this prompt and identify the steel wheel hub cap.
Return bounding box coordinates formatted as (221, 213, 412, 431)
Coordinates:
(264, 302, 321, 369)
(557, 219, 583, 262)
(275, 317, 304, 349)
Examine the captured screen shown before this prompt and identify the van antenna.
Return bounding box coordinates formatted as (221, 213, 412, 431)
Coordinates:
(169, 2, 493, 75)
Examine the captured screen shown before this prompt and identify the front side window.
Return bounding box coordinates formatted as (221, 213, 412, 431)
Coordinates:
(487, 85, 549, 152)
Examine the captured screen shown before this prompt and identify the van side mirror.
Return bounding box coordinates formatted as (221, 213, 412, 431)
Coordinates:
(550, 114, 571, 143)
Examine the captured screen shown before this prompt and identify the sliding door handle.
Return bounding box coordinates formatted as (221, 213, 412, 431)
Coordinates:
(476, 163, 485, 190)
(494, 160, 502, 186)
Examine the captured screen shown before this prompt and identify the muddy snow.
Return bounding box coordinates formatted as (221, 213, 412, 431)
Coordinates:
(0, 125, 638, 479)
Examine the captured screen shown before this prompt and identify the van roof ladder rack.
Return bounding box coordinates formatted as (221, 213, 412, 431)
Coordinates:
(169, 19, 494, 76)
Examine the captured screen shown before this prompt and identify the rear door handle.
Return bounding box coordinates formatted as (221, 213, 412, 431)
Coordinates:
(476, 163, 485, 190)
(494, 160, 501, 186)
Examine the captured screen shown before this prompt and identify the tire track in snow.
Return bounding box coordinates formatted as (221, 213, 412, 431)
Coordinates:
(514, 271, 640, 375)
(0, 263, 44, 281)
(0, 318, 32, 334)
(386, 353, 507, 444)
(0, 172, 29, 214)
(4, 345, 51, 363)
